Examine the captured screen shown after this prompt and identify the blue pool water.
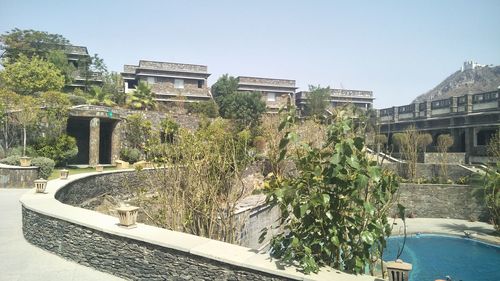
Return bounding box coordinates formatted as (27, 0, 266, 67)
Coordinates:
(383, 234, 500, 281)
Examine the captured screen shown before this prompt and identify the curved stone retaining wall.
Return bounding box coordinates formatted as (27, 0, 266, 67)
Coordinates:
(21, 171, 377, 281)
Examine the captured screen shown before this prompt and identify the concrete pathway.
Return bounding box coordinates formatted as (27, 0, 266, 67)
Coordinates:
(391, 217, 500, 245)
(0, 189, 124, 281)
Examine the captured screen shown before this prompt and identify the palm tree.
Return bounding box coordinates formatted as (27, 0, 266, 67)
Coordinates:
(87, 86, 115, 107)
(126, 81, 156, 110)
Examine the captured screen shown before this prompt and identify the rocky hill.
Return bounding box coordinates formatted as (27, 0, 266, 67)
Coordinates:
(413, 64, 500, 103)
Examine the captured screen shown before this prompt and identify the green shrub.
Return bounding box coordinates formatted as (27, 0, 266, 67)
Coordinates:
(185, 101, 219, 118)
(120, 147, 141, 163)
(67, 94, 87, 105)
(34, 135, 78, 166)
(7, 146, 38, 157)
(0, 155, 21, 166)
(31, 157, 55, 179)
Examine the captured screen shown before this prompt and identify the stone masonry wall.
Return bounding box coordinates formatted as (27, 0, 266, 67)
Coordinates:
(382, 162, 473, 181)
(22, 207, 288, 281)
(424, 153, 466, 164)
(0, 165, 39, 188)
(395, 183, 488, 221)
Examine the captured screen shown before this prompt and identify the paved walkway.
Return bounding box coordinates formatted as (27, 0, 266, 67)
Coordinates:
(0, 189, 124, 281)
(391, 217, 500, 245)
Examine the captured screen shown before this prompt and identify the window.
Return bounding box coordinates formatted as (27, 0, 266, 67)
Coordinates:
(174, 79, 184, 89)
(197, 80, 203, 89)
(147, 76, 155, 84)
(267, 92, 276, 102)
(155, 77, 164, 83)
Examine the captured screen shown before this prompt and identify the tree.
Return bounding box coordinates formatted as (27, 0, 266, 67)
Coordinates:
(305, 85, 330, 117)
(0, 89, 21, 150)
(39, 91, 72, 140)
(0, 55, 65, 95)
(0, 28, 69, 63)
(264, 108, 399, 274)
(87, 86, 115, 107)
(211, 74, 239, 99)
(125, 113, 153, 151)
(102, 72, 126, 106)
(392, 127, 427, 180)
(46, 49, 76, 85)
(419, 133, 433, 154)
(11, 95, 40, 156)
(437, 134, 454, 181)
(212, 74, 266, 128)
(127, 81, 156, 110)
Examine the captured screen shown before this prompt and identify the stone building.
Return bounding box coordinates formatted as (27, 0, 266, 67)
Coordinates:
(64, 45, 103, 90)
(121, 60, 212, 105)
(295, 88, 374, 114)
(236, 76, 297, 113)
(378, 90, 499, 163)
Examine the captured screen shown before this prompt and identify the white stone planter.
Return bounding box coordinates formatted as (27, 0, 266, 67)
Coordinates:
(20, 156, 31, 167)
(116, 205, 139, 228)
(34, 178, 48, 193)
(60, 169, 69, 180)
(385, 259, 412, 281)
(96, 164, 104, 172)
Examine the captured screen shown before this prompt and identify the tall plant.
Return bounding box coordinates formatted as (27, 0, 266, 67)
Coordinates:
(392, 126, 426, 180)
(264, 108, 399, 274)
(437, 134, 454, 181)
(12, 95, 40, 156)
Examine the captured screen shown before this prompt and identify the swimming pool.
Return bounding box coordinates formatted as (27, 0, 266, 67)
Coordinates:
(383, 234, 500, 281)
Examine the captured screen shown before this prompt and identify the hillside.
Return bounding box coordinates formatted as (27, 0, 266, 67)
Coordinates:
(413, 65, 500, 103)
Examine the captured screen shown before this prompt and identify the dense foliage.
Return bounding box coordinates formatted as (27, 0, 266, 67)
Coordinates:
(304, 85, 331, 117)
(0, 55, 65, 95)
(264, 109, 399, 274)
(211, 74, 266, 128)
(127, 81, 156, 110)
(135, 118, 252, 242)
(30, 157, 55, 179)
(185, 100, 219, 118)
(33, 135, 78, 166)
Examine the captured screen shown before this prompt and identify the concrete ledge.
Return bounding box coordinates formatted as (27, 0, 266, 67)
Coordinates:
(20, 170, 380, 281)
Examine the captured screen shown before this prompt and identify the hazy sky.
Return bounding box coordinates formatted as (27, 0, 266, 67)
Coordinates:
(1, 0, 499, 108)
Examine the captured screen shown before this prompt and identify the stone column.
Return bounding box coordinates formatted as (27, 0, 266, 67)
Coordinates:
(425, 101, 432, 118)
(111, 121, 122, 164)
(451, 97, 458, 113)
(465, 94, 473, 113)
(89, 118, 100, 167)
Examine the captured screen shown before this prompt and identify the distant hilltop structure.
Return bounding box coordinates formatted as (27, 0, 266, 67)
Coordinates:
(461, 60, 486, 72)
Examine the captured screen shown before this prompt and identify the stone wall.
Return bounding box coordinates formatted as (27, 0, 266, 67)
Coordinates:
(383, 162, 473, 181)
(423, 153, 466, 164)
(22, 207, 288, 281)
(0, 164, 39, 188)
(395, 183, 488, 221)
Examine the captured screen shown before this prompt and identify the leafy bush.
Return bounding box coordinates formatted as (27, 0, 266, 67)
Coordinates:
(264, 109, 399, 274)
(120, 147, 141, 163)
(31, 157, 55, 179)
(160, 117, 180, 143)
(185, 101, 219, 118)
(484, 162, 499, 233)
(34, 135, 78, 166)
(0, 155, 21, 166)
(6, 146, 38, 157)
(67, 94, 87, 105)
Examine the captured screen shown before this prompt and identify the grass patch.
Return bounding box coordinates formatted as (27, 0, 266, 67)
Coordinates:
(48, 166, 119, 180)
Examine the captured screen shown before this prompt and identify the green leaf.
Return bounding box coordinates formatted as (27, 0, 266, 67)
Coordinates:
(361, 231, 375, 245)
(322, 194, 330, 205)
(331, 235, 340, 246)
(300, 203, 309, 217)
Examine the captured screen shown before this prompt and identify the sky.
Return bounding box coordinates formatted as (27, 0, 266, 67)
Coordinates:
(1, 0, 499, 108)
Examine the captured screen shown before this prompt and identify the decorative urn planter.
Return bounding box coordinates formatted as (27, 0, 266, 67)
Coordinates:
(20, 156, 31, 167)
(60, 169, 69, 180)
(34, 178, 48, 193)
(116, 205, 140, 228)
(96, 164, 104, 172)
(385, 259, 412, 281)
